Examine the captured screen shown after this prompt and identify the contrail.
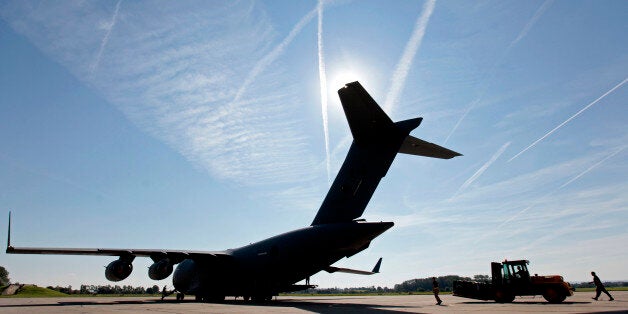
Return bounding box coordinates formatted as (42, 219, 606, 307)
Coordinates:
(317, 0, 331, 184)
(383, 0, 436, 114)
(559, 146, 625, 189)
(91, 0, 122, 73)
(512, 0, 554, 45)
(509, 77, 628, 162)
(444, 98, 477, 144)
(444, 0, 553, 144)
(498, 146, 625, 229)
(231, 7, 317, 104)
(455, 141, 510, 196)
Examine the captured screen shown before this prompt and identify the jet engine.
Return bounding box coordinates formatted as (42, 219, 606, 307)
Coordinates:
(105, 258, 133, 282)
(148, 258, 173, 280)
(172, 259, 202, 294)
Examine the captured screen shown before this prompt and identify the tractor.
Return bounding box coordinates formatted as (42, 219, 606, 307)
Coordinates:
(453, 260, 574, 303)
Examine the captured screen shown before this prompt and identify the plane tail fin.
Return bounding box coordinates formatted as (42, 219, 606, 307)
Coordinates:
(311, 82, 460, 225)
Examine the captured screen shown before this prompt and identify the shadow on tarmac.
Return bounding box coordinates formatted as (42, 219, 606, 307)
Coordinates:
(0, 298, 419, 313)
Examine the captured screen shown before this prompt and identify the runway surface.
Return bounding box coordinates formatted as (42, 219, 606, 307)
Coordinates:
(0, 291, 626, 313)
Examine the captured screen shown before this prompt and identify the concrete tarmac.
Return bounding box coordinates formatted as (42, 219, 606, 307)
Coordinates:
(0, 291, 626, 313)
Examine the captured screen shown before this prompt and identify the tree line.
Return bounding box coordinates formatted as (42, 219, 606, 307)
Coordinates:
(45, 284, 163, 295)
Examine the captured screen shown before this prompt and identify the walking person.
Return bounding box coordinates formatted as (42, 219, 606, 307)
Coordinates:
(590, 271, 614, 301)
(161, 285, 173, 300)
(432, 277, 442, 305)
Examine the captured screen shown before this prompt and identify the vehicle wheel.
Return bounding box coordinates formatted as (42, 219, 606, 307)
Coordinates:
(243, 295, 250, 301)
(176, 293, 184, 301)
(494, 289, 514, 303)
(543, 288, 565, 303)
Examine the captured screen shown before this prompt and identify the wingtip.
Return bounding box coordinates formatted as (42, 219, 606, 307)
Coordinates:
(372, 257, 383, 273)
(7, 211, 12, 250)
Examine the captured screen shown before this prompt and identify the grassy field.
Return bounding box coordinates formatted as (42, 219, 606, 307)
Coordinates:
(0, 285, 162, 298)
(0, 285, 69, 298)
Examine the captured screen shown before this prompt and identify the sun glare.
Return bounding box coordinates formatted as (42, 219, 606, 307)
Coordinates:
(329, 69, 363, 92)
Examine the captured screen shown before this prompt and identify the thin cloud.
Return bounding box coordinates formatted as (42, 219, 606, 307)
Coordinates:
(509, 78, 627, 162)
(2, 2, 322, 189)
(455, 141, 510, 196)
(383, 0, 436, 114)
(444, 1, 553, 144)
(91, 0, 122, 73)
(317, 0, 331, 184)
(496, 146, 625, 233)
(231, 7, 317, 104)
(559, 146, 625, 188)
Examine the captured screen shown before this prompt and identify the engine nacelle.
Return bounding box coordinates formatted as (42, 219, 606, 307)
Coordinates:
(148, 258, 173, 280)
(173, 259, 202, 294)
(105, 258, 133, 282)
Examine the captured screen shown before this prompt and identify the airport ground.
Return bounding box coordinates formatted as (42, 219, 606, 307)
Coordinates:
(0, 291, 626, 313)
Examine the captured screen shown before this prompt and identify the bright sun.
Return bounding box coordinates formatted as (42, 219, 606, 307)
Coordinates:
(328, 69, 365, 92)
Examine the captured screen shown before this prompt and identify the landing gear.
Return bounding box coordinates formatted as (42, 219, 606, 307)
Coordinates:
(251, 295, 273, 302)
(176, 293, 185, 301)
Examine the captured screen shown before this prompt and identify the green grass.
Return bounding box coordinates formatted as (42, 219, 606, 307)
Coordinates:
(1, 285, 162, 298)
(1, 285, 69, 298)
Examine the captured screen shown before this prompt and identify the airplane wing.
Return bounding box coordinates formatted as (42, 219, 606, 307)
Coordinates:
(5, 212, 229, 263)
(6, 246, 230, 262)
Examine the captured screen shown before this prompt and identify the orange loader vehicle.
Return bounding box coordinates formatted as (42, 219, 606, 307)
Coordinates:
(453, 260, 574, 303)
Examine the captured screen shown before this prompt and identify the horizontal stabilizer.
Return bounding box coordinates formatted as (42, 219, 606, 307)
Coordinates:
(399, 135, 462, 159)
(325, 257, 382, 275)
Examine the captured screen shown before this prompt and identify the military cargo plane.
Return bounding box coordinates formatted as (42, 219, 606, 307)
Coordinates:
(6, 81, 460, 302)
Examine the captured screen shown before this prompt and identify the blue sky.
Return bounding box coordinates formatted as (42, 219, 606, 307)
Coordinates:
(0, 0, 626, 289)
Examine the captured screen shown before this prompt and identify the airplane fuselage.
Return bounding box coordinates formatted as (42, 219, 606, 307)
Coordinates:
(173, 221, 393, 298)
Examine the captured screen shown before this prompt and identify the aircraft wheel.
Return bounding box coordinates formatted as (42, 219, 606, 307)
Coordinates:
(243, 295, 250, 301)
(176, 293, 184, 301)
(208, 295, 225, 303)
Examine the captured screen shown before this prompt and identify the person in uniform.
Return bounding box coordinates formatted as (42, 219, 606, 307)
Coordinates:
(590, 271, 614, 301)
(432, 277, 442, 305)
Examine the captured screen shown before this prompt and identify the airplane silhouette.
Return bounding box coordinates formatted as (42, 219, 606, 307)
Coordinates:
(7, 81, 461, 302)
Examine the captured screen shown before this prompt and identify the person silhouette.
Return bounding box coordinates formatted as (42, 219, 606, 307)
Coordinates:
(432, 277, 442, 305)
(590, 272, 614, 301)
